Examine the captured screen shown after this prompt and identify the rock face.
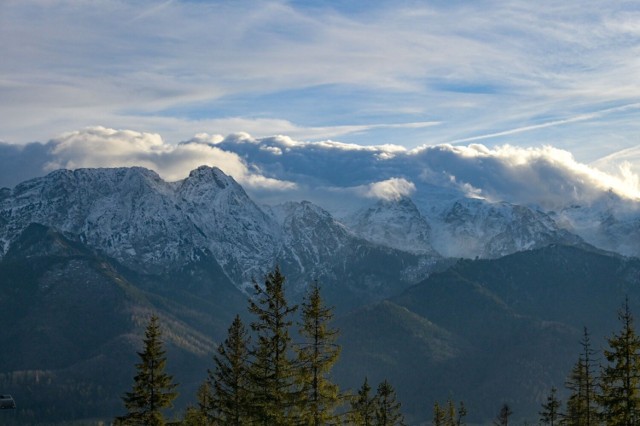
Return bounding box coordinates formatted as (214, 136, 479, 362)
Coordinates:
(345, 197, 437, 255)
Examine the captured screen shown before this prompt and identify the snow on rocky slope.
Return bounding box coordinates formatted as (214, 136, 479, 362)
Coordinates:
(0, 167, 439, 295)
(4, 165, 626, 296)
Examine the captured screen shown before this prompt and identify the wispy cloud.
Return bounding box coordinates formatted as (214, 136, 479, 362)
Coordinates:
(449, 103, 640, 145)
(1, 0, 640, 159)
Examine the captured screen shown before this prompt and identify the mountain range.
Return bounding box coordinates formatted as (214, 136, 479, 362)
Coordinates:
(0, 165, 639, 424)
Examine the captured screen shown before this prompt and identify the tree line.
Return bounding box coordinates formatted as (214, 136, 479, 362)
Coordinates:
(113, 267, 410, 426)
(539, 297, 640, 426)
(115, 267, 640, 425)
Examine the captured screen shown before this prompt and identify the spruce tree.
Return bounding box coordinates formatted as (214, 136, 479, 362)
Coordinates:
(375, 379, 405, 426)
(599, 298, 640, 426)
(248, 266, 299, 425)
(433, 400, 466, 426)
(116, 315, 179, 426)
(445, 400, 457, 426)
(296, 281, 341, 425)
(348, 377, 376, 426)
(182, 403, 208, 426)
(539, 387, 561, 426)
(433, 402, 446, 426)
(191, 383, 214, 425)
(204, 314, 252, 425)
(564, 327, 598, 426)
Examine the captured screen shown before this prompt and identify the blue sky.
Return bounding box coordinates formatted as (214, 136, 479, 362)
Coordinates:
(1, 0, 640, 199)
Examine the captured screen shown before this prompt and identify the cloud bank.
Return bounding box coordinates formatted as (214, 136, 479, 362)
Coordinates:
(1, 128, 639, 212)
(0, 127, 295, 191)
(201, 133, 640, 208)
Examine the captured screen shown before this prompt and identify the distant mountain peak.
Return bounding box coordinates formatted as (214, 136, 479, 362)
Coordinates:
(346, 196, 436, 255)
(185, 165, 234, 189)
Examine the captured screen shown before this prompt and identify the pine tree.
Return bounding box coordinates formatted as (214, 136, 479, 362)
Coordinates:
(204, 314, 252, 425)
(599, 298, 640, 426)
(296, 281, 341, 425)
(564, 327, 598, 426)
(348, 377, 377, 426)
(115, 315, 179, 426)
(375, 379, 405, 426)
(248, 266, 299, 425)
(539, 387, 561, 426)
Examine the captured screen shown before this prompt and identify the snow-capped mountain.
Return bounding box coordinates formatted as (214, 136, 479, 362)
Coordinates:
(422, 198, 584, 258)
(176, 166, 280, 282)
(552, 194, 640, 258)
(0, 167, 281, 283)
(344, 197, 437, 255)
(271, 201, 354, 272)
(3, 165, 618, 301)
(0, 166, 438, 299)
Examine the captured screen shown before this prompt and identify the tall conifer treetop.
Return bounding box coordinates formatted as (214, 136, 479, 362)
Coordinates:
(116, 314, 179, 426)
(200, 314, 252, 425)
(296, 281, 341, 426)
(599, 298, 640, 426)
(248, 266, 299, 425)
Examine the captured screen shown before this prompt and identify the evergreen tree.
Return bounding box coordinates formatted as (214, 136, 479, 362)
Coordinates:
(445, 400, 457, 426)
(456, 401, 467, 426)
(248, 266, 299, 425)
(348, 377, 376, 426)
(599, 298, 640, 426)
(115, 315, 179, 426)
(192, 383, 215, 425)
(204, 315, 252, 425)
(433, 402, 446, 426)
(296, 281, 341, 426)
(493, 404, 512, 426)
(433, 400, 465, 426)
(564, 327, 598, 426)
(375, 380, 405, 426)
(539, 387, 562, 426)
(182, 403, 208, 426)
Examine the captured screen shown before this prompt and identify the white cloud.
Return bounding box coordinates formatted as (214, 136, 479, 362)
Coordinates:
(207, 133, 640, 209)
(40, 127, 295, 190)
(2, 129, 640, 213)
(412, 144, 640, 207)
(361, 178, 416, 201)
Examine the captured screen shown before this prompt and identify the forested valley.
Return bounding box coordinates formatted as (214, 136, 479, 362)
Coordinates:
(112, 267, 640, 426)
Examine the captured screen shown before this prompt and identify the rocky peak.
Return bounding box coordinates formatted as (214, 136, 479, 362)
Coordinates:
(346, 196, 436, 255)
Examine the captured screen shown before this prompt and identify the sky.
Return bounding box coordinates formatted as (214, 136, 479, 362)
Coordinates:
(1, 0, 640, 207)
